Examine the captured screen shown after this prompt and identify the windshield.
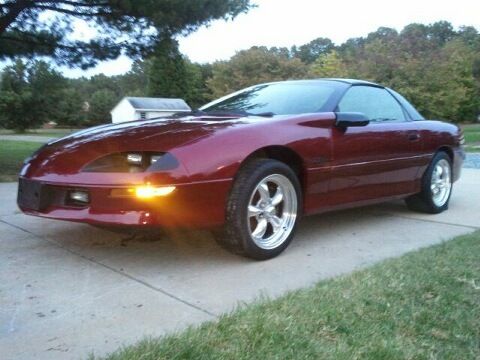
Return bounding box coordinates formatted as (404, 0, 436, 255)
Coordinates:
(200, 81, 343, 116)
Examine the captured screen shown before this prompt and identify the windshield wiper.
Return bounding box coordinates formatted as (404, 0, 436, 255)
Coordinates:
(371, 117, 398, 122)
(172, 109, 207, 117)
(251, 112, 275, 117)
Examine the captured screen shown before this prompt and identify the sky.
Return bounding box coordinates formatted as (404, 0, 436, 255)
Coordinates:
(19, 0, 480, 77)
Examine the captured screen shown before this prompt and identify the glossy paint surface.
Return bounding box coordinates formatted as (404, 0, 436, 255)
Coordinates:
(18, 81, 465, 228)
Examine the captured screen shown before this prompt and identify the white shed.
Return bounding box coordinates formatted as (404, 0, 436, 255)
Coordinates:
(110, 97, 191, 123)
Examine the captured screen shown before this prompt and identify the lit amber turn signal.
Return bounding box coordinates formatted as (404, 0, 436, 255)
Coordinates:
(135, 185, 176, 198)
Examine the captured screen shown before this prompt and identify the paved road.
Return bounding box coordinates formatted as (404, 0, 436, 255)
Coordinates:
(464, 152, 480, 169)
(1, 170, 479, 360)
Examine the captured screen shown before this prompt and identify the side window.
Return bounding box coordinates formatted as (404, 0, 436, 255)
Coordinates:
(337, 86, 406, 122)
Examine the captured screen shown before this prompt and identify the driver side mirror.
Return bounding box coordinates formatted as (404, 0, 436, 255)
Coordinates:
(335, 112, 370, 128)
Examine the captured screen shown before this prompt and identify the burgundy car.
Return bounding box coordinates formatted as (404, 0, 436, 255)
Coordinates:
(18, 79, 465, 259)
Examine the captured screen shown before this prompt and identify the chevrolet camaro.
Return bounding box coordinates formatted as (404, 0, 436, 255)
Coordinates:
(17, 79, 465, 259)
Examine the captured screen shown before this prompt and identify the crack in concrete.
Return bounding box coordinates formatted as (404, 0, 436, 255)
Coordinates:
(372, 211, 480, 230)
(0, 218, 218, 319)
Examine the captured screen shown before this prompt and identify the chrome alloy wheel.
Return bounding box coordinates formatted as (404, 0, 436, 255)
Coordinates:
(247, 174, 298, 250)
(431, 159, 452, 207)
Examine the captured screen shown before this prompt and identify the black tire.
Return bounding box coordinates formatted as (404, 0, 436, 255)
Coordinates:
(215, 158, 302, 260)
(405, 151, 453, 214)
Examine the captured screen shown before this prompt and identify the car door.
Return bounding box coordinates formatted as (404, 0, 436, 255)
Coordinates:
(327, 85, 423, 206)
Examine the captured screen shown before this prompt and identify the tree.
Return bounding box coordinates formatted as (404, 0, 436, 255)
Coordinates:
(398, 23, 435, 57)
(323, 22, 480, 122)
(87, 88, 118, 125)
(146, 39, 214, 107)
(429, 21, 456, 46)
(426, 40, 478, 121)
(292, 37, 334, 64)
(54, 87, 88, 127)
(207, 46, 308, 98)
(0, 59, 65, 131)
(366, 27, 398, 42)
(401, 40, 477, 121)
(147, 38, 189, 99)
(0, 0, 253, 68)
(458, 26, 480, 50)
(117, 60, 150, 97)
(184, 60, 214, 107)
(28, 60, 67, 116)
(309, 51, 349, 78)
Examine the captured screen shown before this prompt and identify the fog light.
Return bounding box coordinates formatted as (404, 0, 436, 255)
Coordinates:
(69, 190, 89, 203)
(135, 185, 176, 199)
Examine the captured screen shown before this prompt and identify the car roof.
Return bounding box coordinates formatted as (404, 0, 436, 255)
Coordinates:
(320, 78, 382, 86)
(264, 78, 383, 88)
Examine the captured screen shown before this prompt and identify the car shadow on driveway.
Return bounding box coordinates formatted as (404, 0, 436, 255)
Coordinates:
(4, 203, 410, 267)
(3, 200, 471, 292)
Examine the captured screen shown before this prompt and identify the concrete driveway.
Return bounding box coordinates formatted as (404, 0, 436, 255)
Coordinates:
(1, 169, 479, 360)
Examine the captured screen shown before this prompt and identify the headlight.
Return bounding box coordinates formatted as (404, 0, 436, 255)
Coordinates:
(126, 153, 143, 165)
(82, 152, 179, 173)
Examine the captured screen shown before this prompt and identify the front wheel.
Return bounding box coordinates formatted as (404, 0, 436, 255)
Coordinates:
(216, 159, 302, 260)
(405, 151, 453, 214)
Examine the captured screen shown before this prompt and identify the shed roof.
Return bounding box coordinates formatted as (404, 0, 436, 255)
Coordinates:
(125, 97, 191, 111)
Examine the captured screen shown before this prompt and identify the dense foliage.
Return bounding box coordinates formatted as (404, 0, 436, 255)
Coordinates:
(0, 59, 73, 131)
(0, 0, 253, 68)
(206, 46, 309, 99)
(0, 21, 479, 130)
(209, 22, 480, 122)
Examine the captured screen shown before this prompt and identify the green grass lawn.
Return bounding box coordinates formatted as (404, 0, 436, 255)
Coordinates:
(0, 128, 80, 137)
(93, 231, 480, 360)
(0, 140, 43, 182)
(462, 124, 480, 152)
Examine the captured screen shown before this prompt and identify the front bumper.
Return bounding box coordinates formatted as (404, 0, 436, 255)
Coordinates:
(17, 177, 232, 228)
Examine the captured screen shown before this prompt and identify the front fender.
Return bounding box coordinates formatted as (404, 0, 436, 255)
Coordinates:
(171, 113, 335, 182)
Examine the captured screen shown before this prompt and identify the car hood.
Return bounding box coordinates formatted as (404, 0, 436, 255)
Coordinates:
(21, 115, 251, 180)
(50, 116, 246, 150)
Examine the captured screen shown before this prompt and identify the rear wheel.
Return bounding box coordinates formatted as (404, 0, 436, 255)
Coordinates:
(216, 159, 302, 260)
(405, 152, 452, 214)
